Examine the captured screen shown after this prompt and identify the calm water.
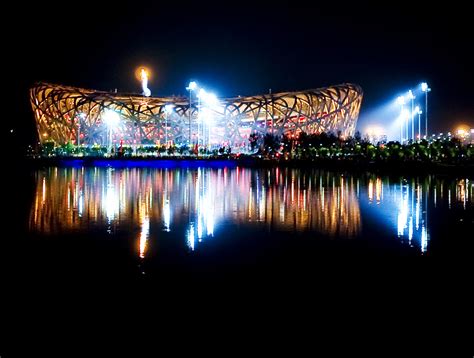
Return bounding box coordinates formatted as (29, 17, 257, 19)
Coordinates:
(3, 164, 473, 353)
(2, 164, 473, 282)
(19, 165, 472, 274)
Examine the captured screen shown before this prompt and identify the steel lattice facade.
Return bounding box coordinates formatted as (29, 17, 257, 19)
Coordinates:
(30, 82, 363, 150)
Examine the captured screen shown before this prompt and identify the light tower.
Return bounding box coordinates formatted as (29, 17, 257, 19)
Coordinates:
(407, 90, 415, 142)
(415, 106, 422, 141)
(421, 82, 431, 139)
(186, 81, 197, 148)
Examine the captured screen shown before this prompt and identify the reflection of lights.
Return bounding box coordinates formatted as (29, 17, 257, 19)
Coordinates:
(163, 199, 170, 232)
(376, 178, 382, 203)
(397, 184, 408, 237)
(448, 189, 451, 209)
(197, 217, 203, 239)
(187, 223, 195, 251)
(408, 217, 413, 244)
(104, 171, 119, 222)
(421, 226, 428, 253)
(368, 180, 374, 202)
(139, 217, 150, 259)
(105, 184, 118, 222)
(415, 185, 420, 230)
(78, 191, 83, 218)
(42, 177, 46, 203)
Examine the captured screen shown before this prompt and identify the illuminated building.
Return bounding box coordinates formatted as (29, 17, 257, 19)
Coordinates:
(30, 82, 363, 151)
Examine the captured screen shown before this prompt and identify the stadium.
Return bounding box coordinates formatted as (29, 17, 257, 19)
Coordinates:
(30, 82, 363, 152)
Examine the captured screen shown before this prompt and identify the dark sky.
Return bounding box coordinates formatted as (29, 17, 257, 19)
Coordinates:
(5, 0, 474, 148)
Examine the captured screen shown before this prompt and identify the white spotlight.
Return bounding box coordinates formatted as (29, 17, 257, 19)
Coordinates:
(103, 110, 120, 128)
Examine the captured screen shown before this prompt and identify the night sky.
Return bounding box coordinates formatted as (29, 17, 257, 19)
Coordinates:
(5, 0, 473, 149)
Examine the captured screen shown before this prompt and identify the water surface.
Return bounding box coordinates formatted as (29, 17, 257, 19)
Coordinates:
(20, 166, 473, 279)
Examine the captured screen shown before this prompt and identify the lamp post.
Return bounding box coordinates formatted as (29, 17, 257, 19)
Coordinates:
(407, 90, 415, 142)
(186, 81, 197, 148)
(421, 82, 431, 139)
(415, 106, 422, 141)
(164, 104, 173, 147)
(397, 96, 405, 143)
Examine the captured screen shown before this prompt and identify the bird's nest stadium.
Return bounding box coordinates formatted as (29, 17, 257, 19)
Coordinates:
(30, 82, 363, 152)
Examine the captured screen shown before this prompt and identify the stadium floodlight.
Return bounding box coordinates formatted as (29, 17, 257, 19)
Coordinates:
(103, 110, 120, 153)
(103, 110, 120, 128)
(407, 90, 415, 142)
(420, 82, 431, 138)
(415, 106, 423, 140)
(396, 96, 405, 106)
(187, 81, 197, 91)
(186, 82, 198, 146)
(165, 104, 174, 114)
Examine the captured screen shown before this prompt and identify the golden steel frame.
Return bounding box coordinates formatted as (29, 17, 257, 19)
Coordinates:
(30, 82, 363, 150)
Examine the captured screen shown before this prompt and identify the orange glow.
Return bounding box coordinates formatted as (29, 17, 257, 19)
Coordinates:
(135, 66, 152, 81)
(455, 124, 470, 136)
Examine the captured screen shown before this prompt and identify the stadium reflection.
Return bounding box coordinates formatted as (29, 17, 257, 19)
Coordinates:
(29, 167, 472, 256)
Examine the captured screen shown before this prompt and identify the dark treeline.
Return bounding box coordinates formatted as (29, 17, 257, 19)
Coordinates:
(32, 131, 473, 168)
(252, 131, 474, 165)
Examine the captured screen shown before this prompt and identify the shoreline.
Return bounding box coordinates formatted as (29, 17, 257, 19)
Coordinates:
(19, 156, 474, 176)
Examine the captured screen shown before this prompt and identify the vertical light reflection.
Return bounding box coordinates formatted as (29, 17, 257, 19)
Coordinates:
(104, 175, 118, 222)
(448, 189, 451, 209)
(393, 178, 432, 252)
(376, 178, 382, 203)
(421, 226, 428, 254)
(78, 188, 83, 218)
(368, 179, 374, 202)
(397, 182, 408, 237)
(163, 197, 170, 232)
(415, 184, 421, 230)
(31, 167, 366, 245)
(42, 177, 46, 203)
(187, 223, 195, 251)
(139, 217, 150, 259)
